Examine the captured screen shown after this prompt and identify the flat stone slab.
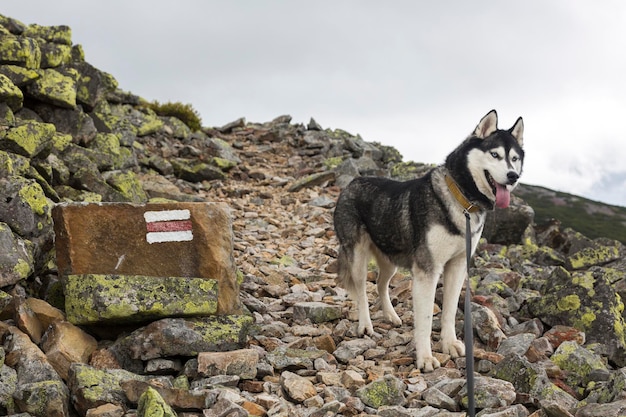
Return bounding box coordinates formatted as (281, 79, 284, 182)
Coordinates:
(65, 274, 219, 325)
(52, 202, 240, 317)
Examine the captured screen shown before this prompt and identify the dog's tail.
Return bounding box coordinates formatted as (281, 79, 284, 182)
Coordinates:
(336, 246, 358, 298)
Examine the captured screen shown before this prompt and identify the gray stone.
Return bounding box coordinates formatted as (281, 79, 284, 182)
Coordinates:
(497, 333, 536, 357)
(197, 349, 258, 380)
(333, 338, 377, 364)
(551, 341, 608, 387)
(0, 223, 34, 287)
(109, 316, 253, 362)
(292, 301, 342, 324)
(356, 374, 406, 409)
(280, 370, 317, 403)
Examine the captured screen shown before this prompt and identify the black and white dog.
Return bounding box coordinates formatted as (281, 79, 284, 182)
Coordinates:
(333, 110, 524, 371)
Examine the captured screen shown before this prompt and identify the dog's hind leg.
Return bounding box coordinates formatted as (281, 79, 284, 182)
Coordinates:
(338, 238, 376, 336)
(440, 254, 467, 359)
(374, 252, 402, 326)
(412, 265, 441, 372)
(353, 242, 376, 336)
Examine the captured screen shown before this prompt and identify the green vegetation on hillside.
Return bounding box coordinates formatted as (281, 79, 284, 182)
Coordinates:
(147, 101, 203, 131)
(516, 184, 626, 244)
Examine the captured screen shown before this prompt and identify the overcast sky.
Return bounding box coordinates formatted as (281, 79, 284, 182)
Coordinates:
(4, 1, 626, 206)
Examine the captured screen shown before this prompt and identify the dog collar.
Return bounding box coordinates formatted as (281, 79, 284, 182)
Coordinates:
(445, 174, 481, 214)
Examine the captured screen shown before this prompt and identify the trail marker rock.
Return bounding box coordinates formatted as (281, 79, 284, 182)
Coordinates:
(52, 202, 241, 324)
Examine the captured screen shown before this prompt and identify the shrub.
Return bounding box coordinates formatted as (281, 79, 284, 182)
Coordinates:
(147, 101, 202, 131)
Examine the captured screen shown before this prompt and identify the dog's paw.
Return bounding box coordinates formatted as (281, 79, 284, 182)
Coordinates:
(383, 310, 403, 326)
(441, 339, 466, 359)
(416, 355, 441, 373)
(357, 320, 375, 337)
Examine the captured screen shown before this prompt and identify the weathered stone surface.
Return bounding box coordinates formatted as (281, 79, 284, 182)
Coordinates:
(64, 274, 218, 324)
(39, 42, 72, 68)
(3, 325, 61, 385)
(0, 175, 55, 255)
(71, 61, 117, 110)
(356, 374, 406, 409)
(292, 301, 342, 324)
(204, 397, 248, 417)
(0, 222, 34, 287)
(13, 379, 70, 417)
(287, 171, 335, 192)
(23, 24, 72, 45)
(136, 387, 177, 417)
(14, 298, 44, 344)
(25, 68, 77, 109)
(67, 363, 147, 415)
(483, 195, 535, 245)
(197, 348, 259, 379)
(24, 297, 65, 329)
(2, 120, 55, 157)
(0, 64, 40, 87)
(0, 73, 23, 111)
(0, 35, 41, 68)
(109, 316, 253, 362)
(84, 403, 125, 417)
(171, 158, 226, 182)
(52, 202, 240, 315)
(41, 321, 98, 380)
(527, 266, 626, 366)
(551, 341, 607, 388)
(280, 370, 317, 403)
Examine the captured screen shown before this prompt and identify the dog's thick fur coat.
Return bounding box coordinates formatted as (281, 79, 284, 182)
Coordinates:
(333, 110, 524, 371)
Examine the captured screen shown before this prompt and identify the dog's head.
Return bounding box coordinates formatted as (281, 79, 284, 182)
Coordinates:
(446, 110, 524, 209)
(468, 110, 524, 208)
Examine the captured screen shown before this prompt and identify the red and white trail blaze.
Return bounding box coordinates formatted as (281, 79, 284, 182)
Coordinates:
(143, 209, 193, 244)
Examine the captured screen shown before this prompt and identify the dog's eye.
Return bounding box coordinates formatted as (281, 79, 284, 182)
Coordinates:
(490, 151, 499, 159)
(511, 156, 519, 162)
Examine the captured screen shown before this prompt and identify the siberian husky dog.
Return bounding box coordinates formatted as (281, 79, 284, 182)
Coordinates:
(333, 110, 524, 372)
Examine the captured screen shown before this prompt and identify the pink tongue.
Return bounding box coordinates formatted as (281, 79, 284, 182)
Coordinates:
(495, 183, 511, 208)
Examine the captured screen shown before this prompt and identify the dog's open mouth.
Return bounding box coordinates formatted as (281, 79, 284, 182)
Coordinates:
(485, 170, 511, 208)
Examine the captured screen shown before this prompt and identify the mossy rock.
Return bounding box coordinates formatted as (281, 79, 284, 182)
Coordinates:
(65, 274, 219, 325)
(0, 35, 41, 68)
(13, 380, 69, 417)
(0, 73, 23, 111)
(527, 266, 626, 366)
(0, 222, 35, 287)
(23, 24, 72, 45)
(25, 68, 76, 108)
(68, 363, 146, 415)
(390, 161, 433, 181)
(110, 315, 254, 361)
(102, 170, 148, 203)
(356, 374, 406, 409)
(0, 64, 40, 86)
(567, 243, 621, 270)
(171, 159, 226, 182)
(551, 341, 607, 387)
(39, 42, 72, 68)
(2, 120, 55, 157)
(137, 387, 177, 417)
(72, 61, 119, 110)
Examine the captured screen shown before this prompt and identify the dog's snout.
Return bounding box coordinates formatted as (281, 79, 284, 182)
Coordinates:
(507, 171, 519, 184)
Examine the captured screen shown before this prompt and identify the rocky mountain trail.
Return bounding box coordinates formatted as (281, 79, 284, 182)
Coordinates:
(0, 13, 626, 417)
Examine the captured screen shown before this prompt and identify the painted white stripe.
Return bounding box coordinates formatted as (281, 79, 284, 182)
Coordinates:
(143, 209, 191, 223)
(146, 230, 193, 244)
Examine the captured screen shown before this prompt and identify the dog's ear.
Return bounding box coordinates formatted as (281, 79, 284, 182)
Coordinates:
(509, 117, 524, 147)
(474, 110, 498, 138)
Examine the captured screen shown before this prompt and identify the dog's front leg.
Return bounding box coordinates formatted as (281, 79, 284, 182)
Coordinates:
(412, 266, 440, 372)
(440, 254, 467, 359)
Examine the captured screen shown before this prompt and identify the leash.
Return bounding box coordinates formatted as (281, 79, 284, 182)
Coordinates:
(463, 210, 475, 417)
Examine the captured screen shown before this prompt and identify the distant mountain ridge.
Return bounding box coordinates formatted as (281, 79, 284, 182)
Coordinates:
(515, 183, 626, 244)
